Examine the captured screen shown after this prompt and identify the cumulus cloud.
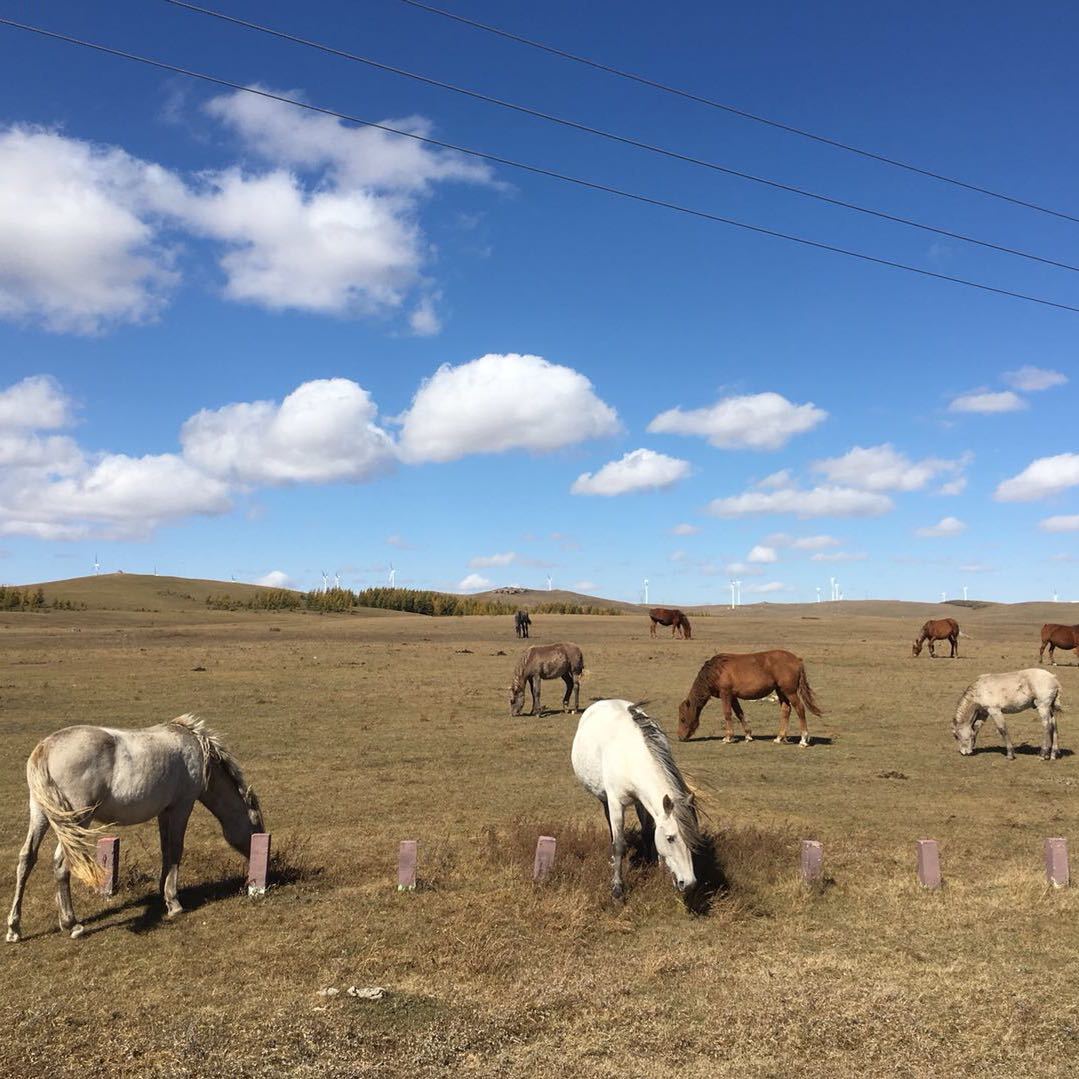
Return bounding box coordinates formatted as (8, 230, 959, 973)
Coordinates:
(397, 353, 620, 463)
(813, 444, 969, 493)
(257, 570, 292, 588)
(671, 522, 699, 535)
(181, 378, 395, 486)
(457, 572, 491, 591)
(948, 390, 1026, 414)
(757, 469, 794, 489)
(0, 375, 75, 430)
(708, 485, 892, 519)
(470, 552, 516, 568)
(937, 476, 967, 496)
(747, 545, 778, 564)
(648, 392, 826, 451)
(763, 532, 840, 551)
(724, 561, 764, 576)
(409, 293, 442, 336)
(915, 516, 966, 537)
(571, 448, 690, 496)
(1040, 515, 1079, 532)
(996, 454, 1079, 502)
(573, 580, 597, 592)
(744, 581, 788, 594)
(811, 550, 867, 562)
(1003, 366, 1068, 392)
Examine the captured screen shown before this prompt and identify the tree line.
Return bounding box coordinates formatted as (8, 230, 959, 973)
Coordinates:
(0, 586, 83, 611)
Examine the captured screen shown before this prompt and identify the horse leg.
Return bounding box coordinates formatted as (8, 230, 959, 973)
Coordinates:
(561, 673, 573, 712)
(988, 709, 1014, 760)
(53, 843, 83, 939)
(951, 634, 958, 658)
(158, 802, 194, 917)
(720, 691, 735, 744)
(635, 800, 657, 864)
(774, 696, 791, 744)
(792, 695, 811, 747)
(1039, 640, 1047, 664)
(1036, 700, 1058, 761)
(650, 621, 656, 638)
(928, 639, 936, 658)
(1049, 644, 1056, 666)
(607, 799, 627, 901)
(530, 675, 540, 716)
(731, 698, 753, 742)
(573, 672, 581, 713)
(6, 806, 49, 943)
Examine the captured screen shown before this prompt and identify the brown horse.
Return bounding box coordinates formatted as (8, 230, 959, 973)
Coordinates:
(912, 618, 962, 658)
(509, 643, 584, 716)
(1039, 624, 1079, 665)
(677, 650, 822, 746)
(649, 607, 692, 640)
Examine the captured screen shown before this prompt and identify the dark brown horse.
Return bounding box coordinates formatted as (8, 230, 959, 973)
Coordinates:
(649, 607, 692, 640)
(509, 642, 584, 716)
(677, 650, 822, 747)
(514, 610, 532, 638)
(1039, 624, 1079, 665)
(912, 618, 962, 658)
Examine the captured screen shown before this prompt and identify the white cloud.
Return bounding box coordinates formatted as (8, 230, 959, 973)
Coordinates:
(747, 544, 778, 564)
(257, 570, 292, 588)
(671, 522, 699, 535)
(571, 448, 690, 496)
(470, 552, 516, 568)
(1003, 366, 1067, 392)
(397, 353, 620, 463)
(457, 572, 491, 591)
(948, 390, 1026, 414)
(996, 454, 1079, 502)
(744, 581, 788, 594)
(0, 375, 74, 429)
(959, 563, 994, 574)
(757, 469, 794, 489)
(647, 392, 826, 451)
(708, 485, 892, 519)
(0, 126, 179, 333)
(1041, 515, 1079, 532)
(723, 562, 764, 576)
(409, 293, 442, 336)
(937, 476, 967, 496)
(813, 444, 967, 493)
(792, 534, 840, 550)
(573, 580, 597, 592)
(181, 378, 396, 486)
(811, 551, 867, 562)
(915, 516, 966, 537)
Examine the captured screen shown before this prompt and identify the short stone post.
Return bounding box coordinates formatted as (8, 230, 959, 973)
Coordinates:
(398, 840, 417, 891)
(1045, 837, 1070, 888)
(96, 836, 120, 897)
(533, 836, 556, 882)
(916, 839, 942, 890)
(247, 833, 271, 896)
(800, 840, 823, 884)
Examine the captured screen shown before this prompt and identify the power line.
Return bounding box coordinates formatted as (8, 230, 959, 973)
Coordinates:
(1, 16, 1078, 314)
(396, 0, 1079, 227)
(163, 0, 1079, 276)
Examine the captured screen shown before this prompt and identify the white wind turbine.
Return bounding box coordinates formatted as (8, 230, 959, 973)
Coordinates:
(729, 580, 736, 610)
(388, 564, 396, 588)
(334, 571, 341, 590)
(941, 590, 947, 603)
(815, 586, 821, 604)
(321, 570, 329, 593)
(643, 578, 649, 605)
(963, 585, 968, 601)
(93, 553, 100, 576)
(546, 574, 553, 592)
(829, 576, 837, 602)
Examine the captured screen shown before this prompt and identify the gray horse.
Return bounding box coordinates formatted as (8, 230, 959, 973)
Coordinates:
(509, 643, 584, 716)
(7, 714, 263, 942)
(953, 669, 1063, 760)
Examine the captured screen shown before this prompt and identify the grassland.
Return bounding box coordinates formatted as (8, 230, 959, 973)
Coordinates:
(1, 579, 1078, 1077)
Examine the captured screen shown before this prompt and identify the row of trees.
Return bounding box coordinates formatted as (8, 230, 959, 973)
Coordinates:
(204, 586, 624, 617)
(0, 586, 82, 611)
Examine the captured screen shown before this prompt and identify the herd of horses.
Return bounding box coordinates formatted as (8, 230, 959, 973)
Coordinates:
(6, 609, 1078, 937)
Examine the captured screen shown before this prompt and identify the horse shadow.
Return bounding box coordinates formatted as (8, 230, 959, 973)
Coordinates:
(691, 734, 834, 747)
(623, 827, 728, 917)
(973, 744, 1074, 758)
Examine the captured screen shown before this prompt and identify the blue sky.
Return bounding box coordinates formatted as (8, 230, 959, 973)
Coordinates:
(0, 0, 1076, 603)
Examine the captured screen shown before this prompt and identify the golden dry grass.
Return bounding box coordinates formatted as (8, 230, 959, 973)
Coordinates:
(1, 593, 1079, 1076)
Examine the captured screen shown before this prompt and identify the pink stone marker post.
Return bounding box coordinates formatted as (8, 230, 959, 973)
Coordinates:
(916, 839, 942, 890)
(96, 836, 120, 897)
(247, 833, 271, 897)
(800, 840, 823, 885)
(533, 836, 557, 882)
(1045, 837, 1070, 889)
(398, 840, 417, 892)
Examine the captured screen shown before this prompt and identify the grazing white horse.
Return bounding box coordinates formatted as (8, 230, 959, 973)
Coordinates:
(953, 669, 1063, 760)
(571, 699, 699, 900)
(7, 715, 263, 942)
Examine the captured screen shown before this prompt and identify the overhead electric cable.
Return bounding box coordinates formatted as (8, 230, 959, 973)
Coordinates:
(395, 0, 1079, 226)
(1, 17, 1077, 314)
(163, 0, 1079, 275)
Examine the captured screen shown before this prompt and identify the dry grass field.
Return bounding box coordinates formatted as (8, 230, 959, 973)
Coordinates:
(2, 577, 1079, 1077)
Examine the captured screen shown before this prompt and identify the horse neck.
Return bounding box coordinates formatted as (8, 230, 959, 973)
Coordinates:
(954, 689, 979, 729)
(199, 760, 258, 855)
(685, 666, 713, 721)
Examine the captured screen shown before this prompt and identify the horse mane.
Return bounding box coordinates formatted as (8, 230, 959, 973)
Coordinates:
(627, 704, 702, 849)
(953, 687, 980, 729)
(169, 714, 261, 816)
(510, 650, 531, 692)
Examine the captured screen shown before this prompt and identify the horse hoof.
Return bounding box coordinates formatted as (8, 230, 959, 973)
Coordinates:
(5, 929, 19, 943)
(773, 736, 784, 744)
(744, 735, 754, 743)
(69, 924, 85, 939)
(799, 740, 811, 748)
(722, 737, 734, 744)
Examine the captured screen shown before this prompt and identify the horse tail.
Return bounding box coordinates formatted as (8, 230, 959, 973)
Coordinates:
(797, 665, 823, 716)
(959, 630, 972, 639)
(681, 614, 692, 639)
(25, 743, 104, 888)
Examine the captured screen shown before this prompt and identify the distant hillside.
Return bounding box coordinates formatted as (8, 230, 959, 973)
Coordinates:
(475, 587, 642, 613)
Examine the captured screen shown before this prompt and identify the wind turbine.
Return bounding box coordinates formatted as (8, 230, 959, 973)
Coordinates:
(93, 553, 100, 576)
(941, 590, 947, 603)
(643, 578, 649, 605)
(546, 574, 553, 592)
(829, 576, 837, 602)
(735, 580, 742, 606)
(729, 580, 736, 610)
(963, 585, 968, 601)
(334, 571, 341, 590)
(815, 586, 821, 604)
(321, 570, 329, 593)
(388, 564, 396, 588)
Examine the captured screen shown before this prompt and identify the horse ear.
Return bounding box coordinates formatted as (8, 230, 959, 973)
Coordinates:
(662, 794, 674, 816)
(686, 791, 696, 807)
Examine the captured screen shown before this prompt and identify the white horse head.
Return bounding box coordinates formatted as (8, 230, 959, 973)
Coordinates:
(656, 792, 697, 892)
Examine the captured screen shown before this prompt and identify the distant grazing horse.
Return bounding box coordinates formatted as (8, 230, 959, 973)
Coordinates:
(649, 607, 692, 640)
(953, 669, 1063, 760)
(912, 618, 965, 658)
(514, 610, 532, 638)
(1039, 624, 1079, 665)
(678, 650, 822, 747)
(7, 715, 263, 943)
(572, 699, 699, 900)
(509, 642, 584, 716)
